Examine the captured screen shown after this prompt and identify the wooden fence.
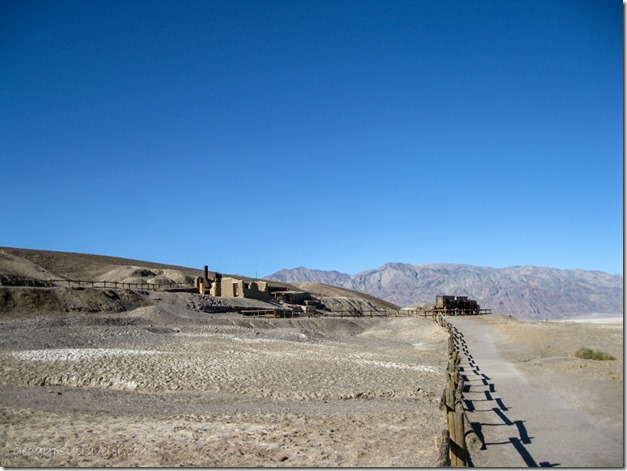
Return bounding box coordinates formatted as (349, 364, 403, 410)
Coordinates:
(240, 309, 295, 318)
(436, 314, 483, 467)
(238, 309, 440, 319)
(237, 309, 492, 319)
(47, 279, 195, 292)
(317, 309, 437, 318)
(243, 309, 490, 319)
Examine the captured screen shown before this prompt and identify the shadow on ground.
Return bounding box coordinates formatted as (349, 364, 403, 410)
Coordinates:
(452, 328, 560, 468)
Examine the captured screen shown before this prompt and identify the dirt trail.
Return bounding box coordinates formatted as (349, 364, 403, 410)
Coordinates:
(447, 316, 623, 467)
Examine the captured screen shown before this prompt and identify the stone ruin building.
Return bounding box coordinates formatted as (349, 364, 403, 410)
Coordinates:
(195, 266, 271, 301)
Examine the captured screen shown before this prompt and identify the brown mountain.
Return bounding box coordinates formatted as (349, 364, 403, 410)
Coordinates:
(266, 262, 624, 319)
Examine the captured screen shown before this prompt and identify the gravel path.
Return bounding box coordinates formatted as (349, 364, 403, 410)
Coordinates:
(448, 316, 623, 467)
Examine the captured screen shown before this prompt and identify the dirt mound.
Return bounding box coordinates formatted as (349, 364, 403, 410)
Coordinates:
(0, 275, 52, 288)
(99, 266, 195, 285)
(0, 251, 59, 286)
(317, 296, 393, 314)
(125, 305, 188, 326)
(293, 282, 399, 310)
(358, 317, 447, 349)
(0, 287, 148, 316)
(0, 288, 66, 313)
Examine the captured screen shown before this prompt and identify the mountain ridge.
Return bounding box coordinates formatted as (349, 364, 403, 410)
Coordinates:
(265, 263, 623, 319)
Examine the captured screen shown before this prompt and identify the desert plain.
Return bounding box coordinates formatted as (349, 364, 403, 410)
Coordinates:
(0, 305, 449, 467)
(0, 248, 623, 467)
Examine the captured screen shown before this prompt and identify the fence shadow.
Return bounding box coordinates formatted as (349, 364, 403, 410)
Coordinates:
(451, 327, 560, 468)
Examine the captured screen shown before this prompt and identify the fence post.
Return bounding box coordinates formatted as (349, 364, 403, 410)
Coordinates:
(445, 389, 456, 413)
(448, 411, 467, 466)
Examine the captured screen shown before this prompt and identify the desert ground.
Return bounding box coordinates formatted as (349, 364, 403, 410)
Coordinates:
(0, 306, 449, 467)
(0, 248, 623, 467)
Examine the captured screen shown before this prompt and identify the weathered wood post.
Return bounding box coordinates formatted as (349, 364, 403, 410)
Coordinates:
(463, 412, 484, 452)
(448, 411, 467, 466)
(445, 388, 456, 413)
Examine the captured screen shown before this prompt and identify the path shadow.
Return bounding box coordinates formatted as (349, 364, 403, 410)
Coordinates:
(449, 324, 560, 467)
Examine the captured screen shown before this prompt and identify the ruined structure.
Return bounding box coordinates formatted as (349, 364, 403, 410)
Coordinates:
(195, 265, 271, 300)
(218, 277, 270, 300)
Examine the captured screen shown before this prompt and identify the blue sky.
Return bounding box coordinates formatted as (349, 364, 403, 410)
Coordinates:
(1, 0, 623, 276)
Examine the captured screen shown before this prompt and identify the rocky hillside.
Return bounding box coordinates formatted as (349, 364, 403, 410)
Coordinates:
(266, 263, 624, 319)
(269, 268, 351, 286)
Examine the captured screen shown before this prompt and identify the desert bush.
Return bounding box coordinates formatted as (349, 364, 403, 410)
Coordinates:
(574, 347, 616, 361)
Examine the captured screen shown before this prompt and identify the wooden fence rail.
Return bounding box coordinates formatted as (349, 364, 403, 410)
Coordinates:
(240, 309, 295, 318)
(304, 309, 490, 318)
(237, 309, 441, 319)
(46, 279, 195, 292)
(436, 314, 484, 467)
(316, 309, 438, 318)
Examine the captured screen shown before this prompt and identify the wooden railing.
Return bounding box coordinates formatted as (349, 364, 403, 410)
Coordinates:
(240, 309, 295, 318)
(47, 279, 195, 292)
(238, 308, 490, 319)
(317, 309, 437, 318)
(435, 314, 483, 467)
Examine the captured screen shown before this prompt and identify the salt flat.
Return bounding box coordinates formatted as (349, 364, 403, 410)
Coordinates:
(552, 315, 623, 325)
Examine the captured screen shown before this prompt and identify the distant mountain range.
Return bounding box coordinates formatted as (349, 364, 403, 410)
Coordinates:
(266, 263, 624, 319)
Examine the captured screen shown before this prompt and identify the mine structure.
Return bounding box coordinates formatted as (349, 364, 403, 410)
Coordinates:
(195, 265, 271, 301)
(435, 295, 484, 315)
(402, 295, 490, 316)
(194, 265, 325, 316)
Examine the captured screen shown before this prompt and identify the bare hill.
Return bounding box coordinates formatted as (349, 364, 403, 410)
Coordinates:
(0, 247, 203, 281)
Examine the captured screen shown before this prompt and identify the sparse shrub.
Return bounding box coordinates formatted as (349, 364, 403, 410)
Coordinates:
(574, 347, 616, 361)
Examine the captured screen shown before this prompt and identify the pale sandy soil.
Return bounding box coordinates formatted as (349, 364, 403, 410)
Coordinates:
(0, 312, 449, 467)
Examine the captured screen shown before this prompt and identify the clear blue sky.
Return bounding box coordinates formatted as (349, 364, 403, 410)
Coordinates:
(1, 0, 623, 277)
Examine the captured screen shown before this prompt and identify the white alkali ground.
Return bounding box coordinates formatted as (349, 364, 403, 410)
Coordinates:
(1, 317, 451, 467)
(356, 359, 439, 373)
(8, 348, 162, 361)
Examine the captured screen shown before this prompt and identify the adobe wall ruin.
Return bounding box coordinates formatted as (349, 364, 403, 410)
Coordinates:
(195, 266, 270, 301)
